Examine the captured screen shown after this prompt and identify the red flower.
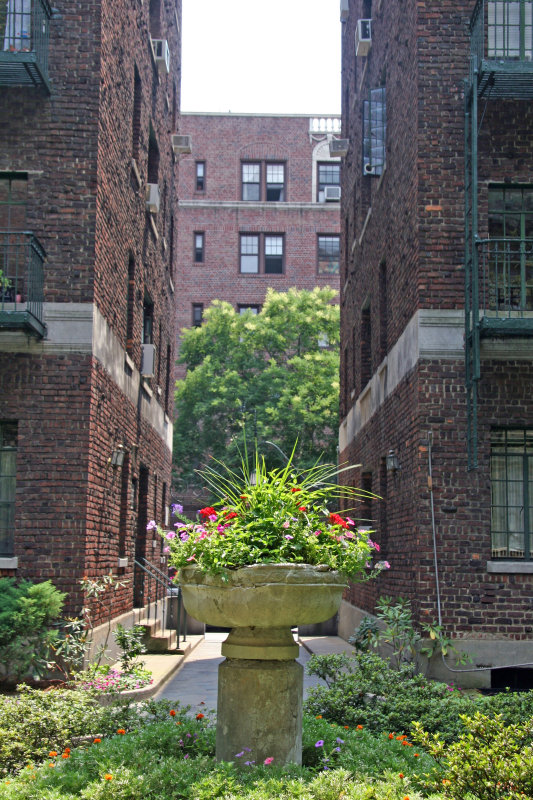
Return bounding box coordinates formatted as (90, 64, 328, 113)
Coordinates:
(199, 507, 216, 519)
(291, 487, 301, 493)
(329, 513, 349, 529)
(224, 511, 238, 520)
(196, 713, 205, 720)
(169, 709, 176, 717)
(298, 506, 307, 512)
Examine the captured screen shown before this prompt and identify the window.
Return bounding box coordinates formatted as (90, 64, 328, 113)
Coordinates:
(242, 163, 260, 201)
(126, 256, 135, 353)
(149, 0, 161, 37)
(491, 429, 533, 559)
(488, 1, 533, 60)
(240, 234, 284, 274)
(0, 422, 17, 557)
(488, 185, 533, 310)
(242, 161, 286, 201)
(360, 303, 371, 390)
(363, 87, 387, 176)
(143, 294, 154, 344)
(147, 125, 159, 184)
(132, 67, 142, 161)
(317, 163, 341, 201)
(317, 235, 340, 274)
(264, 235, 283, 274)
(0, 173, 27, 230)
(240, 234, 259, 273)
(238, 304, 260, 314)
(266, 163, 285, 201)
(192, 303, 203, 326)
(194, 232, 205, 263)
(196, 161, 205, 191)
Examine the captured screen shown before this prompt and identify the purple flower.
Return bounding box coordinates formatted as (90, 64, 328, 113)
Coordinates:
(336, 738, 344, 744)
(284, 534, 294, 540)
(315, 740, 324, 748)
(334, 747, 341, 752)
(180, 532, 190, 542)
(235, 751, 244, 758)
(146, 520, 157, 531)
(245, 760, 255, 766)
(383, 560, 390, 569)
(172, 503, 184, 515)
(165, 531, 176, 540)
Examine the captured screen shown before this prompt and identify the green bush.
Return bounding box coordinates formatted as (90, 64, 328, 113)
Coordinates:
(305, 651, 533, 744)
(0, 579, 66, 684)
(412, 711, 533, 799)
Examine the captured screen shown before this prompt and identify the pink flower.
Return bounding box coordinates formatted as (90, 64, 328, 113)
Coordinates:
(285, 534, 294, 540)
(186, 554, 196, 561)
(165, 531, 176, 539)
(180, 532, 189, 542)
(163, 546, 170, 553)
(374, 542, 381, 552)
(282, 520, 290, 529)
(345, 517, 355, 526)
(146, 520, 157, 531)
(314, 530, 321, 536)
(264, 757, 274, 765)
(383, 560, 391, 569)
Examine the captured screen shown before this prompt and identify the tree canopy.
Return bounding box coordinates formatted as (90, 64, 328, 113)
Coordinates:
(173, 286, 340, 490)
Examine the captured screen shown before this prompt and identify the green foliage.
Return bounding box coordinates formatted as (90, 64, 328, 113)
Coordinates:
(164, 446, 387, 580)
(173, 287, 340, 488)
(412, 712, 533, 799)
(305, 650, 533, 747)
(0, 579, 66, 683)
(112, 625, 147, 675)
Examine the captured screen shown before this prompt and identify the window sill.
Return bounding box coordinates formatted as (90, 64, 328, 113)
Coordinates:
(141, 379, 154, 398)
(0, 557, 18, 569)
(487, 560, 533, 574)
(125, 353, 135, 372)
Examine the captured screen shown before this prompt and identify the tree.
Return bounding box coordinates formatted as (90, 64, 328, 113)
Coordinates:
(173, 286, 340, 489)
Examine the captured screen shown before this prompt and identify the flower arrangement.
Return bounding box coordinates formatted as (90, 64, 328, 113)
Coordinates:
(158, 447, 390, 581)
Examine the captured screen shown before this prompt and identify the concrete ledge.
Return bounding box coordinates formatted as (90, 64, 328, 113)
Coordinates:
(487, 560, 533, 574)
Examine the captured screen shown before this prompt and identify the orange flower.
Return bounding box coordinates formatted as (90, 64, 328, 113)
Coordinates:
(169, 709, 176, 717)
(62, 753, 70, 759)
(64, 748, 70, 754)
(399, 773, 404, 778)
(175, 721, 182, 725)
(402, 740, 409, 746)
(357, 724, 363, 730)
(442, 780, 451, 785)
(93, 738, 102, 744)
(196, 713, 204, 720)
(344, 725, 349, 729)
(49, 751, 57, 758)
(117, 729, 126, 735)
(388, 733, 394, 739)
(315, 715, 323, 719)
(48, 763, 55, 768)
(403, 796, 411, 800)
(414, 753, 420, 757)
(104, 774, 113, 781)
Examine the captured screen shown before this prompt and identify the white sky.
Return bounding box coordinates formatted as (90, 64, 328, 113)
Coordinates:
(180, 0, 341, 115)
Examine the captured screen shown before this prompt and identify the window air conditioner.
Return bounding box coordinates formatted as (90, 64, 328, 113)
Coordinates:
(340, 0, 349, 22)
(355, 19, 372, 56)
(141, 343, 156, 377)
(171, 134, 192, 155)
(151, 38, 170, 74)
(145, 183, 160, 214)
(329, 138, 349, 158)
(324, 186, 342, 201)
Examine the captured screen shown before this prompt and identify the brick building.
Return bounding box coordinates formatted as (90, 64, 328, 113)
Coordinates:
(338, 0, 533, 685)
(175, 113, 342, 365)
(0, 0, 182, 632)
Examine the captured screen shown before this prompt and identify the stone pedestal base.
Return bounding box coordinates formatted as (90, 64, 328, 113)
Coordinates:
(216, 657, 303, 765)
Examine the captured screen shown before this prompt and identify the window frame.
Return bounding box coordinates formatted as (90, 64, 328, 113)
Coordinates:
(265, 162, 285, 202)
(317, 234, 340, 275)
(0, 422, 17, 558)
(490, 428, 533, 560)
(241, 161, 286, 202)
(194, 231, 205, 263)
(241, 162, 261, 201)
(239, 233, 284, 275)
(317, 162, 341, 201)
(238, 304, 261, 315)
(192, 303, 204, 327)
(195, 161, 205, 192)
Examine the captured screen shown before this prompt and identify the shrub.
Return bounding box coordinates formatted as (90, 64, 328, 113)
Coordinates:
(0, 578, 66, 684)
(412, 712, 533, 799)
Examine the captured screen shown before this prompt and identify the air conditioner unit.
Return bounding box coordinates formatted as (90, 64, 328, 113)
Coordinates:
(340, 0, 349, 21)
(145, 182, 160, 214)
(151, 38, 170, 74)
(329, 138, 349, 158)
(355, 19, 372, 56)
(141, 343, 156, 377)
(171, 134, 192, 154)
(324, 185, 342, 201)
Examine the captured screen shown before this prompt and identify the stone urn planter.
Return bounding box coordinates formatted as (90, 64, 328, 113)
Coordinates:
(179, 563, 346, 765)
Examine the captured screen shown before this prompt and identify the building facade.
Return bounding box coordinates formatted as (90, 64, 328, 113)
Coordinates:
(0, 0, 181, 629)
(175, 113, 342, 367)
(339, 0, 533, 685)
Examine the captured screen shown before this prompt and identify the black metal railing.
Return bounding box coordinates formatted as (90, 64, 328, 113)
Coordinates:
(134, 556, 185, 649)
(477, 237, 533, 316)
(0, 230, 45, 336)
(0, 0, 52, 90)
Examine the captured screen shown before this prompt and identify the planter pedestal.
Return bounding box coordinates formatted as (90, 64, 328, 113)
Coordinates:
(179, 564, 345, 765)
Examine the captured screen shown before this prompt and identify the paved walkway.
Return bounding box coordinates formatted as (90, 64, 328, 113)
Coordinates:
(153, 632, 353, 713)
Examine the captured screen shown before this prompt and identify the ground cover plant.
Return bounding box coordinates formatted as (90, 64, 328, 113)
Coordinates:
(0, 706, 440, 799)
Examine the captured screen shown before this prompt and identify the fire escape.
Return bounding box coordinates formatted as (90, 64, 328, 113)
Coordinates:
(465, 0, 533, 468)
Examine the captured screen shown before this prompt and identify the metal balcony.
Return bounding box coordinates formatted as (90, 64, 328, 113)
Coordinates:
(0, 0, 52, 92)
(470, 0, 533, 97)
(0, 230, 46, 338)
(476, 237, 533, 335)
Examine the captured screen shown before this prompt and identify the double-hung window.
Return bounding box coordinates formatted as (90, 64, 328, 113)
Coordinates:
(242, 163, 261, 201)
(491, 428, 533, 559)
(242, 161, 286, 201)
(317, 163, 341, 201)
(194, 232, 205, 263)
(0, 422, 17, 557)
(239, 234, 284, 274)
(266, 163, 285, 201)
(195, 161, 205, 192)
(318, 235, 340, 274)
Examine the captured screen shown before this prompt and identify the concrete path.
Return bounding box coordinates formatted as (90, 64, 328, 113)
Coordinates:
(154, 632, 353, 713)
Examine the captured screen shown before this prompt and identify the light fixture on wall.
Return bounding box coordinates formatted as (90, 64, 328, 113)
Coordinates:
(386, 449, 400, 473)
(110, 444, 125, 468)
